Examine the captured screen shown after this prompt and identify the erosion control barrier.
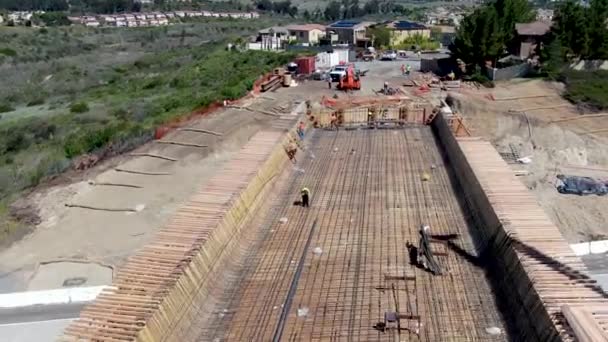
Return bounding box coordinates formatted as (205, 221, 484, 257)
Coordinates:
(432, 113, 608, 341)
(60, 119, 301, 342)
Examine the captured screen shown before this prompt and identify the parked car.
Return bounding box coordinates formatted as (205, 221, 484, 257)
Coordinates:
(361, 47, 377, 61)
(380, 50, 397, 61)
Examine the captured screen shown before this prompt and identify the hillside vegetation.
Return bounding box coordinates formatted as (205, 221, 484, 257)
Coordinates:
(0, 18, 292, 240)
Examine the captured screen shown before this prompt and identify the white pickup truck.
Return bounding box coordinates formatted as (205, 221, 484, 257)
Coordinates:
(380, 50, 398, 61)
(329, 65, 348, 82)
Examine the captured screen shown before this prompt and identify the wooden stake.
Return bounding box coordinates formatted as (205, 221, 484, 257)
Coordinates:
(550, 113, 608, 123)
(155, 140, 208, 148)
(509, 104, 570, 112)
(583, 128, 608, 135)
(115, 168, 171, 176)
(89, 181, 143, 189)
(65, 204, 138, 213)
(494, 94, 554, 101)
(130, 153, 178, 162)
(178, 128, 223, 136)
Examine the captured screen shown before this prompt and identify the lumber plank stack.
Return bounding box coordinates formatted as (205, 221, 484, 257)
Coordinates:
(60, 122, 299, 342)
(432, 113, 608, 341)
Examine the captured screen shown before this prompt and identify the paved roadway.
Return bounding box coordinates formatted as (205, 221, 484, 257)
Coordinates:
(581, 253, 608, 293)
(0, 303, 84, 342)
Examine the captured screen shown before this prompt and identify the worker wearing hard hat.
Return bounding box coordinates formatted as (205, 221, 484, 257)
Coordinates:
(301, 187, 310, 208)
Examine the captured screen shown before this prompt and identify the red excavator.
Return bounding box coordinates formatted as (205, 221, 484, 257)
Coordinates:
(337, 64, 361, 91)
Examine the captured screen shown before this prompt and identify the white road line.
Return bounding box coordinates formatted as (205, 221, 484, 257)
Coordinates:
(0, 318, 74, 327)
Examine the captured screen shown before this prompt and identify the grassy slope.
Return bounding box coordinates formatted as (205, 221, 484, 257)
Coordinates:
(0, 17, 293, 241)
(561, 70, 608, 111)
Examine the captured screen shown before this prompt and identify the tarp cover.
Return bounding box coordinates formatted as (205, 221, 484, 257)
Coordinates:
(556, 174, 608, 196)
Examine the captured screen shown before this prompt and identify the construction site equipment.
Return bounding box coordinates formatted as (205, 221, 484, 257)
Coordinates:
(337, 64, 361, 91)
(261, 75, 283, 92)
(417, 226, 442, 275)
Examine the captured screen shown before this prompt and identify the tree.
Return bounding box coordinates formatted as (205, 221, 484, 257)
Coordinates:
(451, 0, 534, 68)
(363, 0, 380, 15)
(131, 0, 141, 12)
(367, 25, 391, 48)
(587, 0, 608, 59)
(553, 1, 589, 58)
(451, 7, 504, 67)
(33, 11, 71, 26)
(324, 1, 341, 21)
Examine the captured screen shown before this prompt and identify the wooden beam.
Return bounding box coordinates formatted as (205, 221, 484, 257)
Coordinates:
(550, 113, 608, 123)
(494, 94, 555, 101)
(178, 128, 223, 136)
(130, 152, 178, 162)
(155, 140, 208, 148)
(115, 168, 171, 176)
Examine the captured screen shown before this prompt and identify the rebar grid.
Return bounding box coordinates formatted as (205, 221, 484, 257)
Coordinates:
(198, 127, 507, 342)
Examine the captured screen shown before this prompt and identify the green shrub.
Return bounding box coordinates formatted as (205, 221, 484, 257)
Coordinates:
(0, 48, 17, 57)
(0, 103, 14, 113)
(31, 122, 56, 143)
(468, 72, 495, 88)
(562, 70, 608, 110)
(70, 101, 89, 113)
(142, 77, 164, 90)
(1, 131, 31, 154)
(27, 98, 45, 107)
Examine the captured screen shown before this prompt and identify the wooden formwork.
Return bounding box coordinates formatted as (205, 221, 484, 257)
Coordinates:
(312, 101, 432, 128)
(60, 121, 300, 342)
(432, 113, 608, 341)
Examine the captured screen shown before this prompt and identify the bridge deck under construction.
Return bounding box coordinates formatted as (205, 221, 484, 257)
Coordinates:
(195, 127, 507, 341)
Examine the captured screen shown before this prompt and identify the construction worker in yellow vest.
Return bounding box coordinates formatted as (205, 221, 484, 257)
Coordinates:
(301, 187, 310, 208)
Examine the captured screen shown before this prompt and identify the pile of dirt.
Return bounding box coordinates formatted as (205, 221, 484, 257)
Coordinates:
(453, 89, 608, 243)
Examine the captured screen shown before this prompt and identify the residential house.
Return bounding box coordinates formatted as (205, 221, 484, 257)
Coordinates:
(149, 19, 160, 26)
(536, 9, 554, 22)
(124, 14, 135, 21)
(175, 11, 186, 18)
(115, 20, 127, 27)
(165, 13, 175, 19)
(102, 15, 117, 24)
(135, 14, 146, 20)
(126, 20, 138, 27)
(85, 19, 100, 27)
(326, 20, 375, 47)
(287, 24, 326, 45)
(432, 25, 456, 48)
(386, 21, 430, 46)
(257, 26, 290, 50)
(513, 21, 551, 58)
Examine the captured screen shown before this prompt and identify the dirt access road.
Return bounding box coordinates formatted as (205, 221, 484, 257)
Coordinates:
(0, 86, 318, 293)
(452, 79, 608, 243)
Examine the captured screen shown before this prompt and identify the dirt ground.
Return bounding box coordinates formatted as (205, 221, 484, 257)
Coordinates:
(452, 79, 608, 243)
(0, 85, 325, 293)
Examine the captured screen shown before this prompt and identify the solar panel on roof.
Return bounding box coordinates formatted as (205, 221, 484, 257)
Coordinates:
(395, 21, 426, 30)
(330, 20, 361, 28)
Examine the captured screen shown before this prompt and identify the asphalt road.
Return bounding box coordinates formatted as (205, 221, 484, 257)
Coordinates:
(0, 303, 84, 342)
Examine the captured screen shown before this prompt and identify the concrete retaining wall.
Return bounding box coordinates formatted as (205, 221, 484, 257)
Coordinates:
(431, 114, 560, 341)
